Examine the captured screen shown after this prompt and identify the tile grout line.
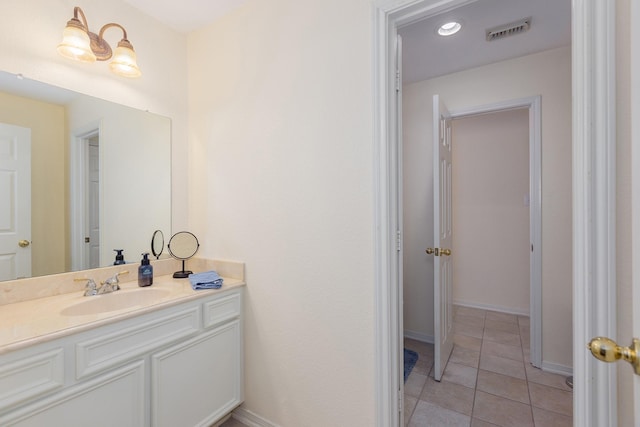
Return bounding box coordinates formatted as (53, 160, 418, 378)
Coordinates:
(519, 315, 536, 426)
(467, 309, 485, 426)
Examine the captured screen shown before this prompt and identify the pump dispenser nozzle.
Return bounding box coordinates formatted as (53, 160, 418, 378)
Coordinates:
(113, 249, 125, 265)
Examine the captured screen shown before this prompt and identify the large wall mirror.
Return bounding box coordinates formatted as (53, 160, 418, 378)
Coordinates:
(0, 71, 171, 282)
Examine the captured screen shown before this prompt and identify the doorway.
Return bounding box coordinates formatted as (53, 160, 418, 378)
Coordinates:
(402, 82, 547, 375)
(450, 108, 530, 317)
(70, 125, 101, 272)
(373, 0, 618, 426)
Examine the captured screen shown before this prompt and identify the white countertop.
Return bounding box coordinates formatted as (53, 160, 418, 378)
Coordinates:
(0, 275, 244, 355)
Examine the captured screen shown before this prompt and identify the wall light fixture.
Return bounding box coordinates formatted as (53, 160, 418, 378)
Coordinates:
(57, 6, 142, 78)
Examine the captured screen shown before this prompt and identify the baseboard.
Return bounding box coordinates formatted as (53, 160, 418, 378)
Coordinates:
(540, 360, 573, 376)
(453, 300, 529, 317)
(404, 329, 434, 344)
(232, 407, 280, 427)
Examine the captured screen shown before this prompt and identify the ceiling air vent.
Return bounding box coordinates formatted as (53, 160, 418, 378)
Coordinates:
(486, 17, 531, 41)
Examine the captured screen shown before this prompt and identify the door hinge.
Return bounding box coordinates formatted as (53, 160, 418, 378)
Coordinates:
(395, 69, 400, 92)
(398, 393, 403, 412)
(396, 230, 402, 251)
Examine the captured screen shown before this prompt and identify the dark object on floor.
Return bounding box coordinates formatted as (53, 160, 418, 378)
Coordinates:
(566, 375, 573, 389)
(404, 348, 419, 382)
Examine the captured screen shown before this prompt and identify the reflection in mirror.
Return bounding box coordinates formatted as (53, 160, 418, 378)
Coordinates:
(151, 230, 164, 260)
(168, 231, 199, 278)
(0, 71, 171, 282)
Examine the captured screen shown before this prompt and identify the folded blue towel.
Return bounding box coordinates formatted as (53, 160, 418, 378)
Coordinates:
(188, 271, 223, 290)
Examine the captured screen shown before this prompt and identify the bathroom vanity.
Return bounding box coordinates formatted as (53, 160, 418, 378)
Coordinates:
(0, 259, 244, 427)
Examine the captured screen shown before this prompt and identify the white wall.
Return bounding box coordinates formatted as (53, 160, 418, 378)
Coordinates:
(403, 46, 573, 369)
(0, 0, 189, 233)
(187, 0, 375, 425)
(451, 109, 530, 314)
(66, 96, 171, 267)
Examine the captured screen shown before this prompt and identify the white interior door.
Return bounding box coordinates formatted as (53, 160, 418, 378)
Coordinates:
(0, 123, 31, 280)
(432, 95, 454, 381)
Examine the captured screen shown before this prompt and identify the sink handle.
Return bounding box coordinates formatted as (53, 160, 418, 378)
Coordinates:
(75, 278, 98, 296)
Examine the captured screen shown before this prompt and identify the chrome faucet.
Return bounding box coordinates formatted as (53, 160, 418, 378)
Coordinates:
(75, 270, 129, 296)
(98, 270, 129, 294)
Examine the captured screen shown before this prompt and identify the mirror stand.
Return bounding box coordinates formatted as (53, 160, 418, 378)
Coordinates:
(173, 260, 192, 279)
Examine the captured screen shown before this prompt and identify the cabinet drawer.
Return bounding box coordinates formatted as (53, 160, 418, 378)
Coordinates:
(203, 291, 241, 329)
(0, 348, 64, 411)
(76, 306, 200, 379)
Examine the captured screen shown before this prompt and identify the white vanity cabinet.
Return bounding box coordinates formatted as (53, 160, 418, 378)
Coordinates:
(0, 288, 243, 427)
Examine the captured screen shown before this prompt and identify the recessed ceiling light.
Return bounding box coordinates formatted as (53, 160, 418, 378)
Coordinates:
(438, 21, 462, 36)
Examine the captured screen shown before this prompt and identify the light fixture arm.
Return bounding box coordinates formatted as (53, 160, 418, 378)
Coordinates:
(98, 23, 128, 43)
(64, 6, 90, 32)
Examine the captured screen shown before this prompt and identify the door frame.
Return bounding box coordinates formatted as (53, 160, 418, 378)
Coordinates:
(631, 0, 639, 420)
(450, 96, 542, 369)
(373, 0, 617, 426)
(69, 122, 101, 271)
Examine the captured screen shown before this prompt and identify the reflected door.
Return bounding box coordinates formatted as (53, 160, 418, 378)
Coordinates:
(87, 136, 100, 268)
(0, 123, 31, 280)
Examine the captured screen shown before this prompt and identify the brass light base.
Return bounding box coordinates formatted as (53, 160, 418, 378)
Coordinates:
(89, 32, 112, 61)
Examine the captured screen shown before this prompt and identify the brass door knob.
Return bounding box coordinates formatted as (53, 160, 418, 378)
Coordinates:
(588, 337, 640, 375)
(18, 240, 30, 248)
(425, 248, 434, 255)
(441, 248, 452, 256)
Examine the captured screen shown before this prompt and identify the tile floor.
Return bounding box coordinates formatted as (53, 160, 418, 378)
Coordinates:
(404, 305, 573, 427)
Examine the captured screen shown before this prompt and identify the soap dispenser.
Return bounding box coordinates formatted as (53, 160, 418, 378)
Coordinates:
(138, 253, 153, 287)
(113, 249, 126, 265)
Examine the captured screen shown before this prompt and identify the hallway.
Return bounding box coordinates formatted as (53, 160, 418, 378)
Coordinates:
(404, 305, 573, 426)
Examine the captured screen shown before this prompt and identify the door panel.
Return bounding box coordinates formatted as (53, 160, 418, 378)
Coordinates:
(433, 95, 454, 381)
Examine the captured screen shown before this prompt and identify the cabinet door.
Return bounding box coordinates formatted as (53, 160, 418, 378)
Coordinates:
(0, 361, 145, 427)
(151, 320, 242, 427)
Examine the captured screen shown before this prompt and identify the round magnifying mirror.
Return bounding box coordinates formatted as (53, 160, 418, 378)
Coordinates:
(167, 231, 200, 278)
(151, 230, 164, 260)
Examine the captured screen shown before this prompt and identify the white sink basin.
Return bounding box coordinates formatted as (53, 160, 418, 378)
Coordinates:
(61, 288, 171, 316)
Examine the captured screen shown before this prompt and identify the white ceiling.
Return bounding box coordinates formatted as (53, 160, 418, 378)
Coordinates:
(122, 0, 570, 84)
(399, 0, 571, 83)
(122, 0, 248, 33)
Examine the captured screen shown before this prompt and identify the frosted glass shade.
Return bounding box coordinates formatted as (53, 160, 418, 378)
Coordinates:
(109, 42, 142, 78)
(57, 24, 97, 63)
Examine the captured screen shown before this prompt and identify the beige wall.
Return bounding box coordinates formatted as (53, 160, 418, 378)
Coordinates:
(0, 0, 189, 233)
(0, 92, 67, 276)
(403, 46, 573, 369)
(451, 109, 530, 314)
(187, 0, 375, 425)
